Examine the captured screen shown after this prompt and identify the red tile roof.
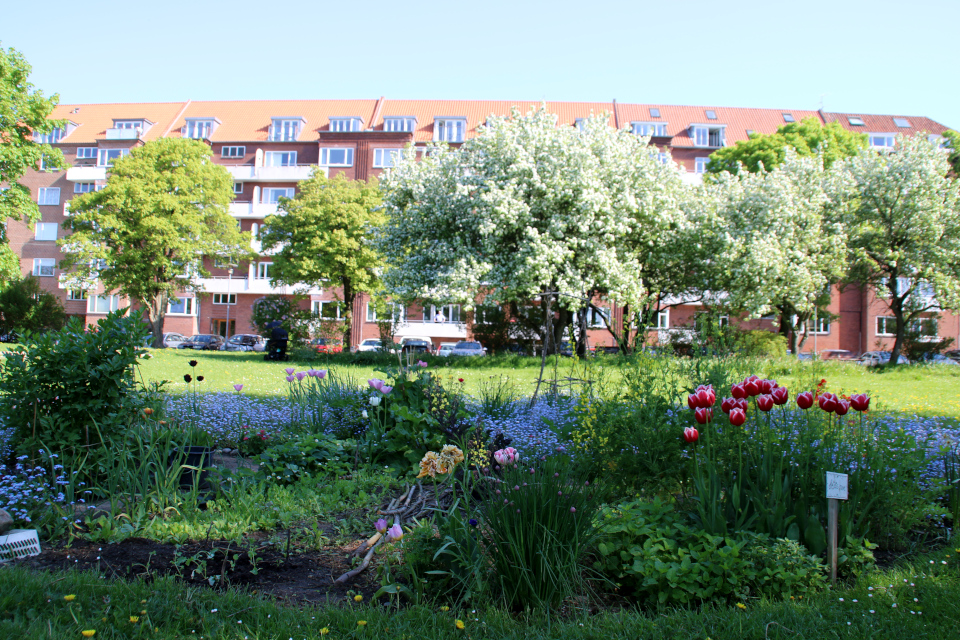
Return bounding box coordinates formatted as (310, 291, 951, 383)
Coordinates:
(820, 112, 949, 136)
(48, 102, 191, 144)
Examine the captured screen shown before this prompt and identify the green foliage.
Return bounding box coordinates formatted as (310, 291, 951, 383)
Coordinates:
(0, 275, 66, 334)
(943, 129, 960, 176)
(0, 43, 65, 284)
(254, 433, 352, 485)
(237, 426, 272, 457)
(0, 310, 149, 474)
(734, 329, 788, 358)
(837, 535, 878, 581)
(706, 117, 866, 176)
(59, 137, 251, 346)
(595, 498, 827, 605)
(249, 294, 313, 345)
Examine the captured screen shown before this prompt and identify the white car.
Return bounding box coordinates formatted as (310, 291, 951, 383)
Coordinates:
(162, 332, 188, 349)
(436, 342, 457, 357)
(451, 341, 486, 357)
(355, 338, 384, 353)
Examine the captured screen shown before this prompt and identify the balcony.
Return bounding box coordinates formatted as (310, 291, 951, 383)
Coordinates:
(105, 128, 140, 140)
(66, 166, 107, 182)
(394, 321, 468, 340)
(193, 276, 321, 295)
(225, 165, 318, 182)
(229, 202, 280, 218)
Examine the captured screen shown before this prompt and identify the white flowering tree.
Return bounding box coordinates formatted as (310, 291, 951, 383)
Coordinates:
(839, 134, 960, 366)
(377, 106, 688, 352)
(714, 152, 848, 354)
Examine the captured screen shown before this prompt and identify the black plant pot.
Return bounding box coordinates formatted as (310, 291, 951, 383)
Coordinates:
(169, 446, 213, 491)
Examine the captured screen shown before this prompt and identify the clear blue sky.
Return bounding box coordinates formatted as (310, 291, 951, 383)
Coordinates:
(4, 0, 958, 128)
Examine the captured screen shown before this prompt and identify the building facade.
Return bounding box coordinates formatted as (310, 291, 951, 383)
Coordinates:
(9, 98, 956, 354)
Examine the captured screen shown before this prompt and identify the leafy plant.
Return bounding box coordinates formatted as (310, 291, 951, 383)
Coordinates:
(255, 433, 351, 485)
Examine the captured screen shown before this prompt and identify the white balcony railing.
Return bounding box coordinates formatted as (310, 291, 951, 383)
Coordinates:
(394, 321, 468, 340)
(105, 128, 140, 140)
(193, 276, 322, 295)
(66, 166, 107, 182)
(225, 165, 319, 182)
(229, 202, 281, 218)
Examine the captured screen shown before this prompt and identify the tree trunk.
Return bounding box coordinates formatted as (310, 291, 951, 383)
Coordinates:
(888, 297, 906, 369)
(342, 277, 354, 348)
(575, 307, 588, 358)
(148, 292, 168, 348)
(550, 307, 571, 355)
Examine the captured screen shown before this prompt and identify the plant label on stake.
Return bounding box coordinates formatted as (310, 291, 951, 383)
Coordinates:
(826, 472, 848, 584)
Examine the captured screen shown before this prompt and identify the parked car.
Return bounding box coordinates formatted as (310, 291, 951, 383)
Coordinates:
(915, 353, 958, 366)
(312, 337, 343, 354)
(796, 352, 815, 361)
(819, 349, 856, 361)
(162, 332, 188, 349)
(436, 342, 458, 357)
(451, 341, 486, 357)
(400, 338, 432, 354)
(856, 351, 910, 366)
(946, 349, 960, 363)
(178, 334, 225, 351)
(222, 334, 265, 352)
(353, 338, 384, 353)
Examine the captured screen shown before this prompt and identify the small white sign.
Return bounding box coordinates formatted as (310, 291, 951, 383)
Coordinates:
(826, 472, 849, 500)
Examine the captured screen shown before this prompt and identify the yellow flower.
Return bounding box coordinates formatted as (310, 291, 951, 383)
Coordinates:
(440, 445, 464, 465)
(64, 594, 76, 602)
(440, 606, 450, 612)
(320, 628, 330, 635)
(357, 620, 368, 627)
(354, 595, 363, 602)
(455, 619, 465, 630)
(736, 603, 746, 610)
(140, 610, 147, 615)
(129, 616, 140, 623)
(417, 452, 440, 478)
(82, 632, 96, 638)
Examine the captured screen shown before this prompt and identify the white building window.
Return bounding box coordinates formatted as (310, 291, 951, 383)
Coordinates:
(67, 290, 87, 301)
(586, 307, 609, 328)
(876, 316, 896, 336)
(74, 182, 101, 193)
(98, 149, 128, 167)
(37, 188, 60, 205)
(212, 294, 236, 305)
(428, 304, 461, 323)
(383, 117, 416, 132)
(39, 155, 58, 171)
(657, 310, 669, 329)
(33, 128, 64, 144)
(113, 120, 144, 130)
(373, 148, 405, 168)
(692, 125, 726, 148)
(695, 157, 708, 174)
(806, 317, 830, 334)
(233, 182, 243, 195)
(313, 300, 342, 319)
(221, 146, 245, 158)
(88, 294, 121, 314)
(848, 116, 865, 126)
(911, 317, 938, 340)
(256, 262, 272, 279)
(319, 148, 354, 167)
(32, 258, 55, 277)
(76, 147, 97, 159)
(329, 117, 363, 132)
(167, 296, 196, 315)
(782, 113, 795, 123)
(434, 118, 467, 142)
(183, 119, 217, 140)
(269, 118, 304, 141)
(869, 134, 896, 150)
(894, 118, 911, 128)
(262, 188, 294, 204)
(34, 222, 58, 241)
(632, 122, 668, 137)
(265, 151, 297, 166)
(366, 302, 405, 323)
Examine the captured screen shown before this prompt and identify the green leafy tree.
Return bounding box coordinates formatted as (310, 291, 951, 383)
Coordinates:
(0, 275, 66, 335)
(259, 171, 383, 347)
(706, 117, 866, 177)
(839, 134, 960, 366)
(942, 130, 960, 176)
(378, 106, 687, 354)
(0, 44, 65, 284)
(249, 294, 313, 346)
(59, 138, 251, 346)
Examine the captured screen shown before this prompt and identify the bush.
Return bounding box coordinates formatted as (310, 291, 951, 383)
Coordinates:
(740, 534, 827, 597)
(250, 294, 312, 345)
(734, 329, 788, 358)
(0, 276, 66, 335)
(255, 433, 352, 484)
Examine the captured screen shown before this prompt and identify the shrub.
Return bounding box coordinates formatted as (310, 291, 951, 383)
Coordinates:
(734, 329, 788, 358)
(238, 426, 272, 457)
(0, 275, 66, 335)
(740, 534, 827, 597)
(250, 294, 312, 345)
(255, 433, 351, 484)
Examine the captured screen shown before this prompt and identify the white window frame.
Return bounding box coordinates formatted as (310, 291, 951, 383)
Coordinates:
(232, 182, 243, 195)
(657, 309, 669, 329)
(113, 120, 144, 129)
(262, 188, 294, 204)
(329, 117, 362, 132)
(264, 151, 297, 166)
(911, 317, 939, 341)
(269, 118, 303, 142)
(876, 316, 896, 337)
(868, 133, 896, 150)
(848, 116, 865, 126)
(383, 117, 416, 133)
(373, 148, 406, 168)
(806, 317, 830, 335)
(88, 294, 121, 314)
(719, 315, 730, 328)
(428, 304, 461, 323)
(221, 146, 245, 158)
(691, 125, 726, 148)
(182, 119, 216, 140)
(76, 147, 97, 159)
(695, 157, 708, 174)
(67, 289, 87, 301)
(632, 122, 668, 137)
(318, 148, 354, 167)
(32, 258, 55, 277)
(166, 296, 196, 316)
(256, 262, 272, 280)
(313, 300, 343, 319)
(366, 302, 405, 323)
(434, 118, 467, 143)
(212, 293, 236, 305)
(33, 128, 64, 144)
(98, 148, 127, 167)
(894, 118, 911, 128)
(74, 182, 100, 194)
(34, 222, 58, 241)
(39, 155, 58, 171)
(37, 188, 61, 205)
(586, 307, 609, 328)
(782, 113, 795, 123)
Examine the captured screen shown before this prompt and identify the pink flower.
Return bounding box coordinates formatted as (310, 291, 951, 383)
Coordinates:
(368, 378, 384, 392)
(285, 375, 294, 382)
(417, 360, 428, 368)
(285, 367, 295, 375)
(493, 447, 519, 466)
(380, 385, 393, 394)
(387, 523, 404, 541)
(296, 371, 306, 381)
(374, 518, 388, 534)
(233, 384, 243, 392)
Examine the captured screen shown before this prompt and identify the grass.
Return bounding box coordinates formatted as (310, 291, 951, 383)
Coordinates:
(133, 348, 960, 418)
(3, 546, 959, 639)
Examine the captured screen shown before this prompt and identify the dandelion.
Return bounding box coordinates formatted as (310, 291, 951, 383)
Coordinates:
(357, 620, 367, 627)
(456, 620, 465, 630)
(64, 594, 76, 602)
(82, 632, 96, 638)
(736, 603, 746, 610)
(440, 606, 450, 612)
(320, 629, 329, 636)
(354, 595, 363, 602)
(130, 616, 140, 623)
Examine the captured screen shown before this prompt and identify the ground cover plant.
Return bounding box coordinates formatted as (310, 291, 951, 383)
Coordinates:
(3, 318, 960, 637)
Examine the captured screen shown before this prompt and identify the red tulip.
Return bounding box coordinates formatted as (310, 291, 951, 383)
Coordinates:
(736, 398, 749, 412)
(818, 393, 839, 413)
(835, 399, 850, 416)
(729, 408, 747, 426)
(850, 394, 870, 412)
(695, 407, 713, 424)
(688, 394, 699, 410)
(743, 378, 760, 397)
(796, 391, 814, 410)
(771, 386, 789, 405)
(683, 427, 699, 443)
(756, 394, 774, 412)
(759, 379, 776, 394)
(731, 383, 747, 399)
(720, 397, 736, 414)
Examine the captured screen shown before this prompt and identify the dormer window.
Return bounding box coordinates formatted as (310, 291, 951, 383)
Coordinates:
(34, 127, 64, 144)
(269, 117, 305, 142)
(183, 118, 220, 140)
(782, 113, 795, 123)
(106, 119, 152, 140)
(434, 118, 467, 143)
(329, 117, 363, 132)
(894, 117, 911, 128)
(705, 110, 717, 120)
(632, 122, 668, 137)
(848, 116, 865, 126)
(649, 108, 661, 118)
(869, 134, 896, 150)
(691, 124, 726, 148)
(383, 117, 416, 133)
(574, 118, 586, 131)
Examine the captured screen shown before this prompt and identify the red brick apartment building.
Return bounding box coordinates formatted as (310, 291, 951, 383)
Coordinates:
(8, 98, 956, 354)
